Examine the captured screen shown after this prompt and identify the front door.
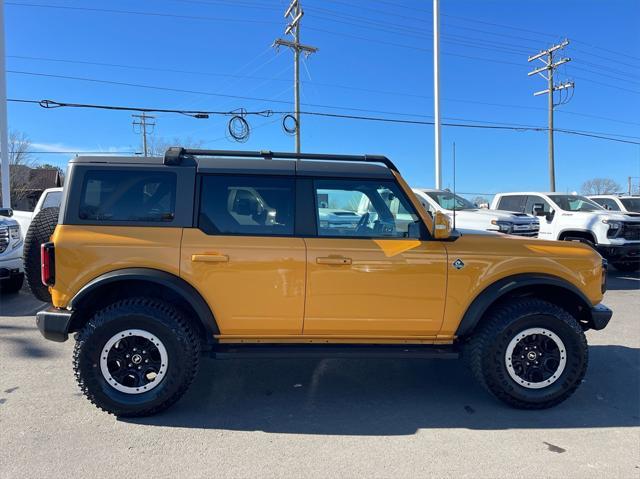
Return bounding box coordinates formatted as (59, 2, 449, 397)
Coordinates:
(304, 178, 448, 337)
(525, 195, 555, 239)
(181, 174, 305, 336)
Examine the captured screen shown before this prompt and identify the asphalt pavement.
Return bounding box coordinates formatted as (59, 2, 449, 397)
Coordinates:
(1, 271, 638, 478)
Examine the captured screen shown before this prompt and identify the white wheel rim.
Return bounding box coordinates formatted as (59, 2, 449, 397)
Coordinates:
(99, 329, 168, 394)
(505, 327, 567, 390)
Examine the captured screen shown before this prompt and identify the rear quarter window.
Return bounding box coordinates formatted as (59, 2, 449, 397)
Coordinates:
(79, 170, 177, 222)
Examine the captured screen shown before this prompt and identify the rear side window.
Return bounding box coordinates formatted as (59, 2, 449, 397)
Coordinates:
(199, 175, 295, 236)
(497, 195, 526, 212)
(79, 170, 176, 222)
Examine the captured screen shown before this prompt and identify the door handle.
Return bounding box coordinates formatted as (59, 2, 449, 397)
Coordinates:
(191, 254, 229, 263)
(316, 256, 352, 265)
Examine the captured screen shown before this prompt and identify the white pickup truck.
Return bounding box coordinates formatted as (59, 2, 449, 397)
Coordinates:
(0, 208, 24, 293)
(12, 187, 63, 238)
(589, 195, 640, 215)
(412, 188, 540, 237)
(492, 192, 640, 272)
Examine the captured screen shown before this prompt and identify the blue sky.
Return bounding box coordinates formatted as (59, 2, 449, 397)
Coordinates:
(5, 0, 640, 198)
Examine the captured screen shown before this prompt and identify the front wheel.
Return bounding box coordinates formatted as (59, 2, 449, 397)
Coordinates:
(465, 298, 588, 409)
(73, 298, 200, 417)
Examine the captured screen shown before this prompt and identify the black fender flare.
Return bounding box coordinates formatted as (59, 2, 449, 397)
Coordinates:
(455, 273, 592, 338)
(69, 268, 219, 334)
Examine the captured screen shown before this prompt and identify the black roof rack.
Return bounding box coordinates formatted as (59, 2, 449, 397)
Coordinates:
(163, 147, 398, 172)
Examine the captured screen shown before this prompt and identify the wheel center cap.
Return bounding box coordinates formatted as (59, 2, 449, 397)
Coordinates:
(526, 351, 538, 361)
(131, 354, 143, 365)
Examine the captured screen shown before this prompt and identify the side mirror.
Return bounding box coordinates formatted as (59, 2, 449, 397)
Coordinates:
(432, 210, 452, 240)
(0, 207, 13, 217)
(533, 203, 546, 217)
(545, 210, 555, 222)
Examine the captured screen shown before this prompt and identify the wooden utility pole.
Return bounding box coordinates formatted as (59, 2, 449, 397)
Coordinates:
(273, 0, 317, 153)
(528, 40, 574, 192)
(132, 112, 155, 157)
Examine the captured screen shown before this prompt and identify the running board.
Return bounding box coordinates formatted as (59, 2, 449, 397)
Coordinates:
(210, 344, 459, 360)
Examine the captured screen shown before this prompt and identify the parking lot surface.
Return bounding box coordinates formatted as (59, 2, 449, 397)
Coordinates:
(1, 271, 638, 478)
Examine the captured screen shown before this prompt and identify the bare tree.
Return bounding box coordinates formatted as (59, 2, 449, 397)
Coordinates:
(0, 130, 37, 206)
(581, 178, 622, 195)
(147, 136, 205, 157)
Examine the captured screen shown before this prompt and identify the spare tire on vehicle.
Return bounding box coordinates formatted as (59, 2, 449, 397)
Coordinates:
(24, 207, 59, 302)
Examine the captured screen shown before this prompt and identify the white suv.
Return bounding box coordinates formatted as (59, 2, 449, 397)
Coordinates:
(588, 195, 640, 215)
(0, 208, 25, 294)
(492, 192, 640, 272)
(413, 189, 539, 237)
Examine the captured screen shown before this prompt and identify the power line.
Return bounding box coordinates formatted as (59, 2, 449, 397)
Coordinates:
(5, 2, 278, 25)
(9, 55, 639, 127)
(8, 98, 640, 145)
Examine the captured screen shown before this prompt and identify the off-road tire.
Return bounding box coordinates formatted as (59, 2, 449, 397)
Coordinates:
(23, 207, 59, 302)
(464, 298, 588, 409)
(73, 297, 200, 417)
(611, 261, 640, 273)
(0, 273, 24, 294)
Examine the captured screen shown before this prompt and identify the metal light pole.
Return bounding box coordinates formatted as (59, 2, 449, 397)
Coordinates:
(433, 0, 442, 189)
(0, 0, 10, 208)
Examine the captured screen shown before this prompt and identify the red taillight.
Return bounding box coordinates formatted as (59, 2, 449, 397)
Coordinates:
(41, 242, 55, 286)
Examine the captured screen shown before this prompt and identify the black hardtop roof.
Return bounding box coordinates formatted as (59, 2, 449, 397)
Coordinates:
(70, 148, 397, 179)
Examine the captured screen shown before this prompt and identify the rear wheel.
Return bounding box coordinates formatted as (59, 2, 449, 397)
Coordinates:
(465, 298, 588, 409)
(73, 297, 200, 417)
(23, 207, 59, 302)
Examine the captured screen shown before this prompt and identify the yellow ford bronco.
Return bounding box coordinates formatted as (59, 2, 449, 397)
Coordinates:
(33, 148, 612, 417)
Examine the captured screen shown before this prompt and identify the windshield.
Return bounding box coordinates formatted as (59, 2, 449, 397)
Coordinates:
(547, 195, 604, 212)
(426, 191, 476, 210)
(620, 198, 640, 212)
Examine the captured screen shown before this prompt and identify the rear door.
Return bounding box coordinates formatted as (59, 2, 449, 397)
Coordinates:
(181, 173, 306, 336)
(303, 178, 448, 337)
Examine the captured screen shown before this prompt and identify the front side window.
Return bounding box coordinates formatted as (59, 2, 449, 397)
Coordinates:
(314, 179, 420, 238)
(547, 195, 603, 212)
(525, 195, 552, 215)
(79, 170, 176, 222)
(199, 175, 295, 236)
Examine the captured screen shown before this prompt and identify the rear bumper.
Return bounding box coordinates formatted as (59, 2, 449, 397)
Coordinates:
(597, 243, 640, 263)
(589, 303, 613, 331)
(36, 307, 73, 342)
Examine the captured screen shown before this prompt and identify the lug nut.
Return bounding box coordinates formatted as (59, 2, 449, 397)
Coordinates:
(128, 363, 133, 367)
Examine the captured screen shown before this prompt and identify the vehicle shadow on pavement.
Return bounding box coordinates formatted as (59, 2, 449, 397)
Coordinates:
(606, 270, 640, 291)
(126, 344, 640, 434)
(0, 288, 46, 317)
